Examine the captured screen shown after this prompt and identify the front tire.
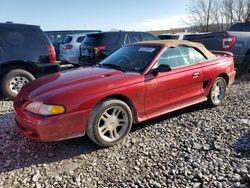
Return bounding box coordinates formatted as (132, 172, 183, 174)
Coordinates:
(86, 98, 133, 147)
(207, 77, 227, 107)
(1, 69, 35, 99)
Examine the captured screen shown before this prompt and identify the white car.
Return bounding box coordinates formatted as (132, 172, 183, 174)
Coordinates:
(59, 33, 86, 65)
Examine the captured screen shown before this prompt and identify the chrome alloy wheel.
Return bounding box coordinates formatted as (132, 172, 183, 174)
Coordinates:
(211, 79, 226, 104)
(98, 106, 129, 142)
(9, 76, 29, 94)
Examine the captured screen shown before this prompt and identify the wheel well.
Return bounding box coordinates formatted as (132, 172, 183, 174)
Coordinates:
(102, 94, 138, 123)
(218, 73, 229, 85)
(0, 62, 36, 78)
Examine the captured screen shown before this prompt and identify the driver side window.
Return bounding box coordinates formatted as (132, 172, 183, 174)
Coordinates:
(154, 46, 189, 69)
(153, 46, 206, 69)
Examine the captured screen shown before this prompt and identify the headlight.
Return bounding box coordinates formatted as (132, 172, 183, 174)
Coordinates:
(25, 102, 65, 116)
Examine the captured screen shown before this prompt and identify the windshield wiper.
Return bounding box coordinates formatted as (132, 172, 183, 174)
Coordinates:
(98, 63, 127, 72)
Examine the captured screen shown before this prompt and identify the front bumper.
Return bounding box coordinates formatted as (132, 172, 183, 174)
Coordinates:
(14, 105, 91, 142)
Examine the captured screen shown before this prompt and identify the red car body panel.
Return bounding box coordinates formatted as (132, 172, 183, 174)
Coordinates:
(15, 109, 90, 141)
(14, 42, 236, 142)
(145, 62, 204, 118)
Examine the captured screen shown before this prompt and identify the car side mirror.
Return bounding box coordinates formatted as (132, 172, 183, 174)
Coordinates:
(150, 64, 172, 76)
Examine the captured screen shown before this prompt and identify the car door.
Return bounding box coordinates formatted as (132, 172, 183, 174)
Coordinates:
(145, 46, 205, 119)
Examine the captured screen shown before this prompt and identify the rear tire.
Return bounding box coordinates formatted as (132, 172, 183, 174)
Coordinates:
(1, 69, 35, 99)
(86, 98, 133, 147)
(207, 77, 227, 107)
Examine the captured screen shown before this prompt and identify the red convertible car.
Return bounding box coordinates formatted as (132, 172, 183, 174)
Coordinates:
(14, 40, 236, 147)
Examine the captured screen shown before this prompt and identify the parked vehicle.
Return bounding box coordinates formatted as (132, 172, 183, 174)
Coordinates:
(45, 30, 101, 60)
(14, 40, 236, 147)
(187, 22, 250, 74)
(0, 22, 59, 99)
(79, 31, 159, 65)
(158, 33, 189, 40)
(59, 33, 86, 65)
(158, 33, 209, 40)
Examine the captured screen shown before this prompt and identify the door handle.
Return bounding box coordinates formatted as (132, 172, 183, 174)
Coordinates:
(193, 72, 200, 78)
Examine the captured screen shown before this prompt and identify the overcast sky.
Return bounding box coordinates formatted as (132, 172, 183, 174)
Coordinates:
(0, 0, 190, 31)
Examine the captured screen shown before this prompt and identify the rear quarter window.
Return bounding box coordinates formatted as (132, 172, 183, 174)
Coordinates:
(142, 33, 159, 41)
(62, 36, 73, 44)
(84, 33, 120, 45)
(0, 28, 45, 46)
(127, 33, 142, 43)
(83, 34, 100, 45)
(77, 36, 85, 43)
(101, 33, 120, 45)
(5, 31, 24, 45)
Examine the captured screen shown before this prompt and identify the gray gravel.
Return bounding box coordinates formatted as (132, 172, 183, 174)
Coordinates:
(0, 82, 249, 188)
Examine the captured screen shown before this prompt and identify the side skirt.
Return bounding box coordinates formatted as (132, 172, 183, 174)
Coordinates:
(146, 96, 207, 121)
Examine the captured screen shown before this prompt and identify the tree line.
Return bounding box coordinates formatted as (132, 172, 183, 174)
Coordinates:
(187, 0, 250, 32)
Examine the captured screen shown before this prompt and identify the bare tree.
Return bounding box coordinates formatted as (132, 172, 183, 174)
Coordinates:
(206, 0, 213, 31)
(209, 0, 224, 31)
(245, 0, 250, 17)
(188, 0, 250, 32)
(188, 0, 213, 32)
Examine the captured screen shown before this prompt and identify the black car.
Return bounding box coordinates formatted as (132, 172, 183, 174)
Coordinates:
(79, 31, 159, 64)
(45, 30, 101, 60)
(0, 22, 59, 99)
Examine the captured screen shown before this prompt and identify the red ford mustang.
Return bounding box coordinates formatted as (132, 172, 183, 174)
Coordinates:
(14, 40, 236, 147)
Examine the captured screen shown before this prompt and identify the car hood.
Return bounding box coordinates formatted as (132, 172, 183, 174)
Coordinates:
(20, 67, 143, 102)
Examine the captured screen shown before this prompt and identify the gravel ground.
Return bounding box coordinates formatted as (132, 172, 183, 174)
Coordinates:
(0, 81, 249, 188)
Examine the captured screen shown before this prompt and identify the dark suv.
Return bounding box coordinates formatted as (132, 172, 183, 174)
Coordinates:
(79, 31, 159, 64)
(0, 23, 59, 99)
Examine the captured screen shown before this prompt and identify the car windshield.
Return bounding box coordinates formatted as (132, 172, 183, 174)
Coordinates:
(98, 45, 161, 73)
